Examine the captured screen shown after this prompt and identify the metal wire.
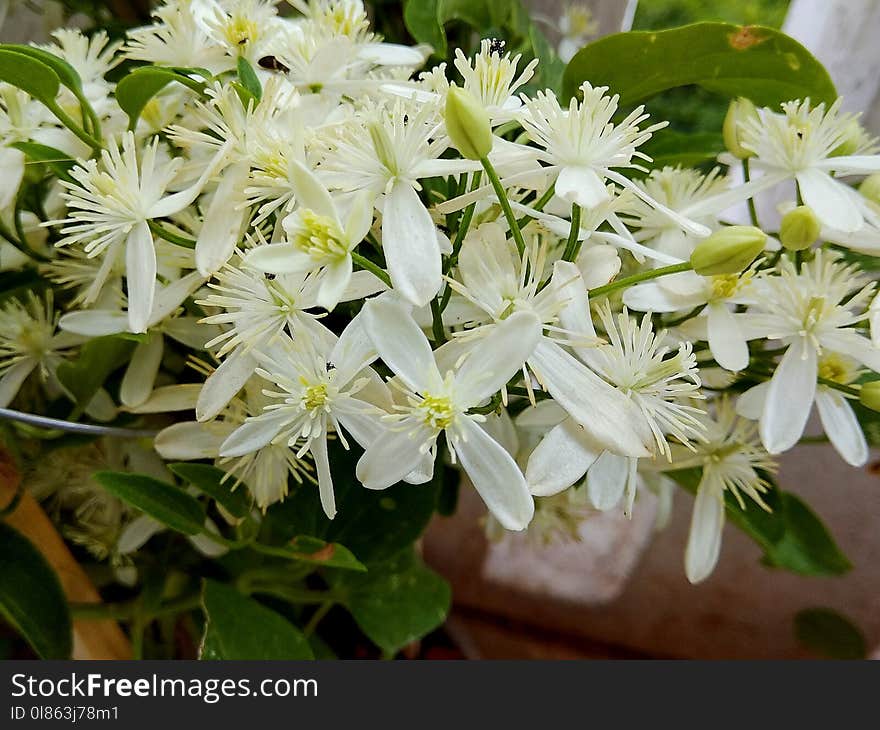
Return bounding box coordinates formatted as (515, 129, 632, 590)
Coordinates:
(0, 407, 158, 438)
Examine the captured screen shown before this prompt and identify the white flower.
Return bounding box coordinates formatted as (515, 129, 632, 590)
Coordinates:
(740, 250, 879, 455)
(0, 292, 83, 407)
(244, 161, 373, 310)
(356, 297, 541, 530)
(664, 397, 774, 584)
(516, 82, 708, 236)
(740, 99, 880, 233)
(318, 99, 475, 305)
(219, 313, 387, 519)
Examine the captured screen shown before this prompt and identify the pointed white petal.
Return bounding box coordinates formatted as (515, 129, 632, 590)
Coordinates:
(117, 515, 164, 555)
(220, 408, 292, 457)
(796, 168, 863, 234)
(194, 162, 248, 276)
(361, 297, 440, 393)
(577, 244, 621, 289)
(451, 417, 534, 531)
(58, 310, 128, 336)
(195, 347, 256, 422)
(0, 147, 24, 210)
(0, 359, 36, 407)
(310, 435, 337, 520)
(382, 181, 442, 306)
(125, 220, 157, 334)
(329, 312, 377, 387)
(623, 281, 703, 313)
(760, 341, 817, 454)
(153, 421, 235, 459)
(526, 418, 601, 496)
(707, 302, 749, 372)
(127, 384, 202, 413)
(454, 311, 542, 405)
(245, 244, 314, 274)
(120, 335, 164, 407)
(685, 474, 725, 584)
(355, 423, 433, 490)
(736, 382, 769, 420)
(586, 451, 628, 511)
(815, 388, 868, 467)
(288, 159, 336, 218)
(148, 271, 205, 327)
(556, 165, 610, 208)
(317, 256, 352, 311)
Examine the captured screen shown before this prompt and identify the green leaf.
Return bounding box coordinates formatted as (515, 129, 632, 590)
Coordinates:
(639, 131, 726, 171)
(262, 442, 439, 563)
(94, 471, 206, 536)
(285, 535, 365, 572)
(562, 23, 837, 108)
(55, 335, 135, 414)
(168, 463, 250, 520)
(11, 141, 76, 183)
(237, 56, 262, 102)
(794, 607, 867, 659)
(668, 469, 850, 576)
(116, 67, 206, 130)
(0, 50, 60, 106)
(1, 44, 83, 93)
(332, 549, 451, 655)
(0, 522, 72, 659)
(200, 579, 313, 659)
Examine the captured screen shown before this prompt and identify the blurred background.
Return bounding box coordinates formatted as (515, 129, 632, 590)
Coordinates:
(5, 0, 880, 659)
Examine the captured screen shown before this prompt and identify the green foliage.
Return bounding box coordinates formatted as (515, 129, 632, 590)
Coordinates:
(668, 469, 851, 576)
(633, 0, 790, 31)
(331, 549, 451, 655)
(563, 22, 836, 108)
(794, 608, 867, 659)
(168, 463, 251, 520)
(0, 50, 61, 108)
(0, 522, 72, 659)
(115, 67, 209, 130)
(10, 142, 76, 184)
(94, 471, 206, 536)
(56, 336, 135, 416)
(201, 580, 313, 659)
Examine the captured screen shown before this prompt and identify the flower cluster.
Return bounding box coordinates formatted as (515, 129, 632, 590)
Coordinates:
(4, 0, 880, 587)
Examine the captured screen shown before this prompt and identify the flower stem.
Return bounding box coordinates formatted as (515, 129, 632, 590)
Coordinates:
(351, 251, 392, 288)
(148, 220, 196, 249)
(480, 155, 526, 256)
(742, 159, 760, 228)
(516, 185, 555, 231)
(561, 203, 582, 262)
(589, 261, 693, 299)
(45, 100, 102, 152)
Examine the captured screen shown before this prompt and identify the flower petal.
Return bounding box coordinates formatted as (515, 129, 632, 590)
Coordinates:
(194, 162, 249, 276)
(220, 408, 293, 458)
(288, 159, 336, 218)
(382, 181, 442, 306)
(310, 434, 337, 520)
(0, 359, 36, 408)
(120, 335, 164, 407)
(154, 421, 235, 460)
(526, 418, 602, 496)
(317, 256, 352, 311)
(196, 347, 256, 422)
(245, 243, 315, 274)
(796, 168, 863, 234)
(451, 417, 534, 531)
(125, 220, 157, 334)
(815, 388, 868, 467)
(556, 165, 610, 208)
(586, 450, 628, 511)
(59, 310, 128, 336)
(760, 340, 817, 454)
(361, 296, 440, 393)
(685, 473, 725, 584)
(707, 302, 748, 372)
(356, 422, 433, 490)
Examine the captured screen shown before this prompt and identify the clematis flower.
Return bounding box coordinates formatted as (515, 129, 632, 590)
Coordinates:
(356, 297, 541, 530)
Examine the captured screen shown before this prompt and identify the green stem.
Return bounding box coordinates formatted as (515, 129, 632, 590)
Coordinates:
(148, 220, 196, 249)
(481, 155, 526, 256)
(45, 100, 102, 152)
(304, 601, 333, 637)
(515, 185, 555, 231)
(351, 251, 392, 288)
(561, 203, 582, 262)
(819, 377, 860, 397)
(664, 303, 707, 328)
(440, 171, 482, 312)
(589, 261, 693, 299)
(742, 159, 760, 228)
(430, 298, 446, 345)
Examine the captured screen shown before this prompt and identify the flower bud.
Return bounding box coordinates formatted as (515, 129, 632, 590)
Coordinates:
(859, 381, 880, 413)
(779, 205, 820, 251)
(445, 86, 493, 160)
(859, 173, 880, 206)
(722, 98, 757, 159)
(690, 226, 766, 276)
(830, 118, 866, 157)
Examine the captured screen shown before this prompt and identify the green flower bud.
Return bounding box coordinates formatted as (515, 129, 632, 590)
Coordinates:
(722, 98, 758, 159)
(859, 173, 880, 206)
(779, 205, 820, 251)
(829, 118, 867, 157)
(690, 225, 766, 276)
(859, 381, 880, 413)
(445, 86, 493, 161)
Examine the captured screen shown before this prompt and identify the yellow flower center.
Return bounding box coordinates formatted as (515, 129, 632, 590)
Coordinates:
(302, 381, 329, 410)
(710, 271, 752, 300)
(291, 210, 349, 262)
(223, 15, 259, 49)
(817, 353, 852, 384)
(418, 393, 456, 430)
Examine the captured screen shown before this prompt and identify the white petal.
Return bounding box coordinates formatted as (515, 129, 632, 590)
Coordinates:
(577, 244, 620, 289)
(163, 316, 216, 349)
(622, 281, 700, 313)
(148, 271, 205, 327)
(310, 435, 336, 520)
(586, 451, 628, 511)
(128, 384, 202, 413)
(451, 417, 534, 531)
(117, 515, 164, 555)
(526, 418, 602, 496)
(529, 339, 652, 457)
(356, 422, 433, 490)
(707, 302, 748, 372)
(819, 330, 880, 373)
(196, 347, 256, 422)
(148, 140, 233, 218)
(317, 256, 352, 311)
(339, 269, 389, 301)
(816, 154, 880, 175)
(796, 168, 863, 234)
(220, 408, 293, 457)
(454, 311, 542, 405)
(815, 388, 868, 467)
(287, 159, 336, 218)
(382, 181, 442, 306)
(358, 42, 425, 66)
(736, 382, 769, 420)
(329, 312, 377, 387)
(194, 162, 248, 276)
(0, 359, 36, 407)
(685, 474, 725, 584)
(154, 421, 234, 459)
(125, 220, 157, 334)
(760, 341, 817, 454)
(245, 243, 315, 274)
(556, 165, 610, 208)
(120, 335, 164, 407)
(58, 310, 128, 336)
(361, 297, 439, 393)
(0, 147, 25, 210)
